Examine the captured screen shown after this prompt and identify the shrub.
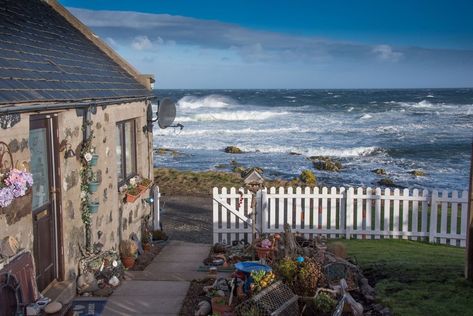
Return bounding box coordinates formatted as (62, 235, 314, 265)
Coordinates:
(300, 170, 317, 186)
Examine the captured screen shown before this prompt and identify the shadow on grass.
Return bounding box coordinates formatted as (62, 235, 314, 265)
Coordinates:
(333, 239, 473, 316)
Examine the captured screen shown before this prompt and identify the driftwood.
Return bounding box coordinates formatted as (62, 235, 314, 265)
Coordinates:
(282, 223, 302, 258)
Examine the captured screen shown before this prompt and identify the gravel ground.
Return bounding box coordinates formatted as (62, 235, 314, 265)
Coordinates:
(160, 195, 213, 244)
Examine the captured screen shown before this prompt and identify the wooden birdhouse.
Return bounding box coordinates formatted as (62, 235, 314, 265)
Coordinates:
(243, 169, 265, 193)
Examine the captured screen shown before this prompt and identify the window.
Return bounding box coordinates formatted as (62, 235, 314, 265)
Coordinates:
(116, 120, 136, 185)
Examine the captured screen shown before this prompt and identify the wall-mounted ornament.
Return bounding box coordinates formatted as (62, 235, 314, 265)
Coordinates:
(0, 113, 21, 129)
(59, 138, 76, 159)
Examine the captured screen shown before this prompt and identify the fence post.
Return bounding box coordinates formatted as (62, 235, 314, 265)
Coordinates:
(153, 185, 161, 230)
(346, 188, 354, 239)
(213, 187, 219, 244)
(256, 188, 268, 235)
(429, 190, 438, 244)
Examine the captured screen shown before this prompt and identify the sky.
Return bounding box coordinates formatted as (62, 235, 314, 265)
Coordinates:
(61, 0, 473, 89)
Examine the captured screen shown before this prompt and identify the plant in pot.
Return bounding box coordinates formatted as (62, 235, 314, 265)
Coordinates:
(88, 199, 100, 214)
(125, 177, 143, 203)
(211, 296, 233, 316)
(254, 237, 275, 261)
(119, 239, 137, 269)
(139, 178, 153, 191)
(88, 172, 100, 193)
(142, 232, 152, 251)
(152, 230, 167, 242)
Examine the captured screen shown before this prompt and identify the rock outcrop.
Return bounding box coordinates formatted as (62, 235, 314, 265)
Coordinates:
(224, 146, 243, 154)
(310, 156, 342, 172)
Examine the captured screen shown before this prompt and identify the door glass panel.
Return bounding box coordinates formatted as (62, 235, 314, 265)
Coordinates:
(30, 128, 50, 210)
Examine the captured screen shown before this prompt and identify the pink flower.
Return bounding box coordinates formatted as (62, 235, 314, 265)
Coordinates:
(261, 239, 272, 248)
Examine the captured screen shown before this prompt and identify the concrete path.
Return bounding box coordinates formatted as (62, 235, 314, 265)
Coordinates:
(103, 240, 210, 316)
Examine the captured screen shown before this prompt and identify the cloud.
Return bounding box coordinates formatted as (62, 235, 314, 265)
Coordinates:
(105, 37, 117, 48)
(68, 7, 473, 88)
(131, 35, 152, 50)
(69, 8, 372, 63)
(373, 45, 403, 62)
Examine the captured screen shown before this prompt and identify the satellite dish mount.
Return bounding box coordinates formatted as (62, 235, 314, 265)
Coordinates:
(144, 98, 183, 132)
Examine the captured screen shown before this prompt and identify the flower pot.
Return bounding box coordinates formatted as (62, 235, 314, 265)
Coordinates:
(138, 184, 149, 192)
(126, 191, 140, 203)
(88, 181, 100, 193)
(143, 243, 152, 251)
(121, 256, 135, 269)
(138, 179, 152, 191)
(255, 246, 273, 260)
(88, 202, 100, 213)
(89, 154, 99, 166)
(211, 297, 233, 316)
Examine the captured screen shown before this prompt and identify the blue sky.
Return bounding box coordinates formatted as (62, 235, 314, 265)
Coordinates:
(61, 0, 473, 89)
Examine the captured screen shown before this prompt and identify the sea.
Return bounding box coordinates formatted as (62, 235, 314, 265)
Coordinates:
(152, 89, 473, 191)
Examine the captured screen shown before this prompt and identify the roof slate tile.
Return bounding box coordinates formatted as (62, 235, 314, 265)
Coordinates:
(0, 0, 152, 105)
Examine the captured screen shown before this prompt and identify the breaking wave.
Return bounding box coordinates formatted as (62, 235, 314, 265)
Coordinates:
(176, 111, 290, 122)
(177, 94, 236, 110)
(161, 127, 307, 136)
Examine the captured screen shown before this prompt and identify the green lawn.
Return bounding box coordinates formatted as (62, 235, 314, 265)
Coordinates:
(332, 239, 473, 316)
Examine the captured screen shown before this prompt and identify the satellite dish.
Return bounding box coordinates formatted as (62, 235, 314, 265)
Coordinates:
(157, 98, 176, 129)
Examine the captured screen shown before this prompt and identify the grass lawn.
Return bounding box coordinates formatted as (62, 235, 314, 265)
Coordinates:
(333, 239, 473, 316)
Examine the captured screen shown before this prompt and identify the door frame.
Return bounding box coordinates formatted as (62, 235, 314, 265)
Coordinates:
(30, 113, 63, 288)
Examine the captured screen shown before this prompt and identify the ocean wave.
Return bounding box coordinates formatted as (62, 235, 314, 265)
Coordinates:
(177, 94, 236, 110)
(176, 110, 290, 122)
(360, 114, 373, 119)
(158, 127, 308, 136)
(162, 142, 384, 158)
(400, 100, 434, 108)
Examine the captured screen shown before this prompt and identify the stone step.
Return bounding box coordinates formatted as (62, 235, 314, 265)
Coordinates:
(42, 279, 76, 305)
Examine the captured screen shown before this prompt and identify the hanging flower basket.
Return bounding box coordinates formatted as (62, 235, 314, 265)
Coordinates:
(88, 202, 100, 214)
(88, 181, 100, 193)
(89, 154, 99, 166)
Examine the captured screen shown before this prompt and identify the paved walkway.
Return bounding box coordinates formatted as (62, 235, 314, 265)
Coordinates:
(103, 240, 211, 316)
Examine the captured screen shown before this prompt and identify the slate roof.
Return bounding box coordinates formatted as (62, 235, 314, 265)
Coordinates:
(0, 0, 153, 106)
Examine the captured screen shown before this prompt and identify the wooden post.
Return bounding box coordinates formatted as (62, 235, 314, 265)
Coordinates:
(466, 142, 473, 280)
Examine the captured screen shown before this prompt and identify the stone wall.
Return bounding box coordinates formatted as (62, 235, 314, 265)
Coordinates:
(0, 100, 154, 282)
(58, 101, 154, 280)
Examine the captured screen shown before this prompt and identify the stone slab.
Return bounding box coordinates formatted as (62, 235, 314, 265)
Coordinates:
(102, 280, 189, 316)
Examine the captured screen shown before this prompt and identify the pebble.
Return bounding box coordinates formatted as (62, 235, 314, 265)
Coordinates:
(44, 302, 62, 314)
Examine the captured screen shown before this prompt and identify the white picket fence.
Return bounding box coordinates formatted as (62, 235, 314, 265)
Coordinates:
(212, 187, 469, 247)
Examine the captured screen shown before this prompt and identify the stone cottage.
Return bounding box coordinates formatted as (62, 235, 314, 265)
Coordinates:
(0, 0, 156, 296)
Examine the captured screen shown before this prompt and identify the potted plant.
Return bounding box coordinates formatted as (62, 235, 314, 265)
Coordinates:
(119, 240, 137, 269)
(88, 201, 100, 214)
(142, 232, 152, 251)
(125, 177, 143, 203)
(138, 178, 152, 191)
(254, 238, 274, 260)
(89, 153, 99, 166)
(126, 186, 142, 203)
(152, 230, 168, 242)
(211, 296, 233, 315)
(88, 173, 99, 193)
